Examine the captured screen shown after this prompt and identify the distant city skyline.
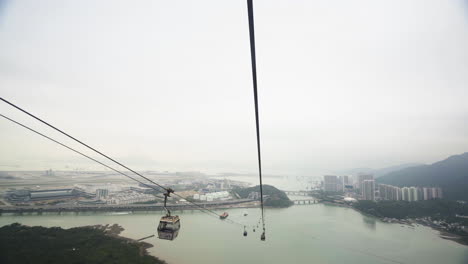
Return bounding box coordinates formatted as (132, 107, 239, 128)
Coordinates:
(1, 0, 468, 175)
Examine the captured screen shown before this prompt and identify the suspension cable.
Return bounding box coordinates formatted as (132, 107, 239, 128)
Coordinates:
(0, 114, 162, 192)
(247, 0, 266, 237)
(0, 97, 168, 192)
(0, 97, 247, 224)
(0, 112, 245, 227)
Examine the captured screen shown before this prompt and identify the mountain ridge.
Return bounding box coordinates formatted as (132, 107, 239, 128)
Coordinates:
(377, 153, 468, 201)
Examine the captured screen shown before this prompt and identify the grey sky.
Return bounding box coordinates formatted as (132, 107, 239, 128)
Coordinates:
(1, 0, 467, 175)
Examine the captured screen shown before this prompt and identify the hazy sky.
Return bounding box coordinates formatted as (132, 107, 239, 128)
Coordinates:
(1, 0, 467, 175)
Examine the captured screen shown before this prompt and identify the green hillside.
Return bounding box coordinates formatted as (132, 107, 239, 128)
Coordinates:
(377, 153, 468, 201)
(0, 224, 165, 264)
(234, 184, 293, 207)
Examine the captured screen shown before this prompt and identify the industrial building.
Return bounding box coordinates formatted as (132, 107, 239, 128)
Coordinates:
(192, 191, 230, 201)
(6, 188, 84, 202)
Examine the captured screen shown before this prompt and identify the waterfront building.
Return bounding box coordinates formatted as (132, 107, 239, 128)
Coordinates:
(337, 176, 344, 192)
(376, 184, 442, 202)
(342, 175, 350, 185)
(417, 188, 424, 201)
(378, 184, 402, 201)
(396, 187, 402, 200)
(378, 184, 387, 200)
(409, 187, 418, 201)
(357, 174, 374, 195)
(432, 187, 443, 199)
(323, 175, 339, 192)
(362, 180, 375, 201)
(423, 187, 431, 200)
(402, 187, 410, 201)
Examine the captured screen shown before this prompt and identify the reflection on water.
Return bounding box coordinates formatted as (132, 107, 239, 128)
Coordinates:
(362, 216, 376, 231)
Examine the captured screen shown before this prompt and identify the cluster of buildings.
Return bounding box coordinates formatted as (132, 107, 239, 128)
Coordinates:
(380, 184, 443, 201)
(323, 175, 352, 192)
(193, 191, 230, 202)
(5, 184, 157, 206)
(322, 174, 443, 202)
(105, 191, 156, 205)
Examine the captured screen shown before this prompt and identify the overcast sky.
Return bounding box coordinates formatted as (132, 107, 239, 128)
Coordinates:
(0, 0, 467, 175)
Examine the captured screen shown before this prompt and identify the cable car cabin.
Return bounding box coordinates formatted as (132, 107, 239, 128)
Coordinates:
(157, 215, 180, 241)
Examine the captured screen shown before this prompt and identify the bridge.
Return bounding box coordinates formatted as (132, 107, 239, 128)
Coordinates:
(292, 199, 318, 205)
(283, 190, 310, 196)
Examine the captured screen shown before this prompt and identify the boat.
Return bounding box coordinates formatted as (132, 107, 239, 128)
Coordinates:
(219, 212, 229, 219)
(243, 211, 248, 216)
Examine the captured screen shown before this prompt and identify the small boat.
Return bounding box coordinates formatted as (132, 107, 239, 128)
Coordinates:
(243, 211, 248, 216)
(219, 212, 229, 219)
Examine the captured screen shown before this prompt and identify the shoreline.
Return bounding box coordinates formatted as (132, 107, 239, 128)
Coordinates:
(0, 223, 167, 264)
(312, 197, 468, 247)
(88, 223, 164, 262)
(347, 203, 468, 246)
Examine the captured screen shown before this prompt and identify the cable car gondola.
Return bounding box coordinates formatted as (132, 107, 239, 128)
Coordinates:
(157, 188, 180, 241)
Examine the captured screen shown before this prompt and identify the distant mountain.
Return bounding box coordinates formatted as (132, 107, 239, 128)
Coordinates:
(373, 163, 424, 178)
(377, 153, 468, 201)
(340, 163, 423, 178)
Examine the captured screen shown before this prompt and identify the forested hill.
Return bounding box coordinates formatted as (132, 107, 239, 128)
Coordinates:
(0, 224, 165, 264)
(377, 153, 468, 201)
(234, 185, 293, 207)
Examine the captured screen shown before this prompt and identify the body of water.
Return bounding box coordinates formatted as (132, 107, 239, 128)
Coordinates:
(1, 204, 467, 264)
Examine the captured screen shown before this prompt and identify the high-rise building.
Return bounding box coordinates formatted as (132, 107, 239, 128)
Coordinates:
(432, 187, 443, 199)
(378, 185, 442, 202)
(378, 184, 402, 201)
(362, 180, 375, 201)
(323, 175, 339, 192)
(96, 189, 109, 199)
(396, 187, 402, 200)
(337, 176, 344, 192)
(402, 187, 410, 201)
(423, 187, 431, 200)
(378, 184, 386, 200)
(409, 187, 418, 201)
(357, 174, 374, 195)
(342, 175, 350, 185)
(417, 187, 424, 201)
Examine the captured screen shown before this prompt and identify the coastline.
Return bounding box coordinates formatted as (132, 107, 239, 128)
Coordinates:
(0, 223, 167, 264)
(314, 197, 468, 247)
(89, 224, 165, 262)
(348, 203, 468, 246)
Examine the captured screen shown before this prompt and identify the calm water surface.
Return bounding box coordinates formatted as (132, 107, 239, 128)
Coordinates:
(1, 204, 467, 264)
